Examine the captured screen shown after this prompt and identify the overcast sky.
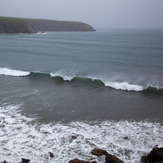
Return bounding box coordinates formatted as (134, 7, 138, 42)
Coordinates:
(1, 0, 163, 29)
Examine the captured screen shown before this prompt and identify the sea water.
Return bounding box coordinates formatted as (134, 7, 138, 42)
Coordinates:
(0, 29, 163, 162)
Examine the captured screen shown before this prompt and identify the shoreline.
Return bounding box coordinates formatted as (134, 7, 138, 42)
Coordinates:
(1, 147, 163, 163)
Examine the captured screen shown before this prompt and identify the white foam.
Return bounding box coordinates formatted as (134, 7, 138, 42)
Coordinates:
(50, 70, 77, 81)
(0, 104, 163, 163)
(0, 68, 30, 77)
(104, 81, 144, 91)
(37, 32, 47, 35)
(86, 74, 144, 91)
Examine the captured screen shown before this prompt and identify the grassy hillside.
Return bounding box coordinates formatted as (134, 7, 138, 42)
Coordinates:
(0, 17, 33, 33)
(0, 17, 95, 33)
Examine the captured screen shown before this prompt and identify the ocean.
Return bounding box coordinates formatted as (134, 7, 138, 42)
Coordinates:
(0, 29, 163, 163)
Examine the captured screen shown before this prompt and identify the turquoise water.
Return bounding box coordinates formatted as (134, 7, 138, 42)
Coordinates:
(0, 29, 163, 162)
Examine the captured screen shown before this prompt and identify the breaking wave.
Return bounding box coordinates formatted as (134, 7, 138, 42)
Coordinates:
(36, 32, 47, 35)
(50, 70, 77, 81)
(104, 81, 143, 91)
(0, 68, 163, 93)
(0, 68, 30, 77)
(0, 104, 163, 163)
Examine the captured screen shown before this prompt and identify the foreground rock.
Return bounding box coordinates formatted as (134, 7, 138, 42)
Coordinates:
(105, 154, 124, 163)
(21, 158, 30, 163)
(91, 148, 123, 163)
(49, 152, 54, 158)
(91, 148, 108, 156)
(70, 148, 123, 163)
(141, 146, 163, 163)
(69, 158, 97, 163)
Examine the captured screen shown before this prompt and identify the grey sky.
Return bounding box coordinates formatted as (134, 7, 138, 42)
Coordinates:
(1, 0, 163, 29)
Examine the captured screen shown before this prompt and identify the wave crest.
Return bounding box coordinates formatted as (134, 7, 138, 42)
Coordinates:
(49, 71, 145, 91)
(1, 68, 162, 93)
(104, 81, 144, 91)
(0, 68, 30, 77)
(50, 69, 77, 81)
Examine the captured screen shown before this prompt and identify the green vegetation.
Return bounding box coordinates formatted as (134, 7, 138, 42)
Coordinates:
(0, 17, 33, 33)
(0, 16, 95, 33)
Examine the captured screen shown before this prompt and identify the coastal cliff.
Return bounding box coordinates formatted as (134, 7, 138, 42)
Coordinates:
(0, 17, 95, 33)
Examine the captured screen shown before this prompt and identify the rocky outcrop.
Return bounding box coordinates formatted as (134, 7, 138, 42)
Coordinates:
(0, 16, 95, 34)
(91, 148, 123, 163)
(21, 158, 30, 163)
(141, 147, 163, 163)
(70, 148, 124, 163)
(91, 148, 108, 156)
(105, 154, 124, 163)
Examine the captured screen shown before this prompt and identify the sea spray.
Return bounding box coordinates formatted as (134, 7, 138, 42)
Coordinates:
(50, 69, 78, 81)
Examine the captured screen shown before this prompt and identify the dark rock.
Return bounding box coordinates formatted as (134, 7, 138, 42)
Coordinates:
(49, 152, 54, 158)
(1, 161, 8, 163)
(141, 147, 163, 163)
(123, 136, 129, 140)
(69, 158, 97, 163)
(72, 135, 78, 139)
(22, 158, 30, 163)
(105, 154, 124, 163)
(91, 148, 108, 156)
(91, 148, 123, 163)
(141, 156, 147, 162)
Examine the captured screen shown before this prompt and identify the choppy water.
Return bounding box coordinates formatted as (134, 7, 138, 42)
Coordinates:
(0, 29, 163, 162)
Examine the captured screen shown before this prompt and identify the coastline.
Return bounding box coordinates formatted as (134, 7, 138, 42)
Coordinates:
(1, 146, 163, 163)
(0, 16, 95, 34)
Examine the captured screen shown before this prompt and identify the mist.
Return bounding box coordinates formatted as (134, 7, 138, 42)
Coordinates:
(0, 0, 163, 29)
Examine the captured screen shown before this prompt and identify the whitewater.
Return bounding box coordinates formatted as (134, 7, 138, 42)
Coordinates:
(0, 104, 163, 163)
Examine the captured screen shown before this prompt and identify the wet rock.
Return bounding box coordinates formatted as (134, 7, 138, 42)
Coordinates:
(49, 152, 54, 158)
(105, 154, 124, 163)
(91, 148, 108, 156)
(69, 158, 97, 163)
(141, 146, 163, 163)
(72, 135, 78, 139)
(91, 148, 123, 163)
(123, 136, 129, 140)
(1, 161, 8, 163)
(141, 156, 147, 162)
(22, 158, 30, 163)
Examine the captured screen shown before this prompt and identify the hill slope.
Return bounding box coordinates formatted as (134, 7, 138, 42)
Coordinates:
(0, 17, 95, 33)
